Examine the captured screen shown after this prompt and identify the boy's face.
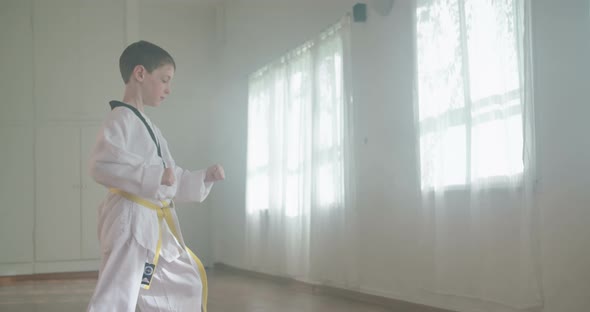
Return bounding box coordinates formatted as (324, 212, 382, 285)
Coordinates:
(139, 63, 175, 107)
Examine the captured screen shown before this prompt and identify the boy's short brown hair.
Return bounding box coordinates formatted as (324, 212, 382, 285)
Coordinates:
(119, 40, 176, 84)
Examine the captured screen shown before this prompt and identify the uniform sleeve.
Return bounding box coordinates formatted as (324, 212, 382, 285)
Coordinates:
(156, 127, 214, 203)
(89, 112, 164, 199)
(173, 167, 213, 203)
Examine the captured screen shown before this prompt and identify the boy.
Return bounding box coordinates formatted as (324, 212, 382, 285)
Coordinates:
(87, 40, 224, 312)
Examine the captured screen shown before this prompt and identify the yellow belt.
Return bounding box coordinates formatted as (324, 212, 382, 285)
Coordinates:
(110, 188, 208, 312)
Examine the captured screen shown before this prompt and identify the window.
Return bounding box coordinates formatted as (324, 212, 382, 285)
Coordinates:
(416, 0, 525, 189)
(246, 23, 347, 216)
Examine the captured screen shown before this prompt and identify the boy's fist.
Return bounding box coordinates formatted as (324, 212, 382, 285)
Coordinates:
(205, 164, 225, 183)
(161, 167, 176, 186)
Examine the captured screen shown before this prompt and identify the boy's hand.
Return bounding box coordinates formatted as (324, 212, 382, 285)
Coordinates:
(161, 167, 176, 186)
(205, 164, 225, 183)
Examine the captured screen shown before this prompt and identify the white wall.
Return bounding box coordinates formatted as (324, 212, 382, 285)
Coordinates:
(0, 0, 36, 276)
(533, 1, 590, 311)
(209, 0, 590, 311)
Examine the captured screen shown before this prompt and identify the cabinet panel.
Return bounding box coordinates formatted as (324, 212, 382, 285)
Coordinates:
(0, 127, 34, 263)
(33, 0, 83, 119)
(34, 0, 125, 121)
(80, 0, 126, 118)
(81, 126, 103, 259)
(35, 126, 81, 261)
(0, 0, 34, 122)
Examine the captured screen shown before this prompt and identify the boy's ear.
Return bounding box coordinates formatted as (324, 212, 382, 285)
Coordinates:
(132, 65, 146, 82)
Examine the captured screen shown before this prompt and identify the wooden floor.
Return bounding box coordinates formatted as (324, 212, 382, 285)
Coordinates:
(0, 267, 453, 312)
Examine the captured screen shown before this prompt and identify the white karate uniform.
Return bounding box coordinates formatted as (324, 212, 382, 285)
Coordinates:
(86, 102, 212, 312)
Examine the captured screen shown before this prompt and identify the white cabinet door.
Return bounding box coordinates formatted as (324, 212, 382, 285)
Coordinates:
(79, 0, 125, 119)
(33, 0, 83, 120)
(35, 126, 81, 261)
(0, 0, 34, 123)
(81, 126, 103, 259)
(34, 0, 125, 121)
(0, 127, 35, 264)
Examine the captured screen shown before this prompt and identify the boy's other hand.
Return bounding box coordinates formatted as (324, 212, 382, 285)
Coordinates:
(161, 167, 176, 186)
(205, 164, 225, 183)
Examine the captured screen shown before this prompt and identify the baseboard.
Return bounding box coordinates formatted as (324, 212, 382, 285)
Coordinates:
(0, 259, 100, 278)
(0, 270, 98, 286)
(0, 263, 34, 277)
(33, 259, 101, 274)
(213, 262, 456, 312)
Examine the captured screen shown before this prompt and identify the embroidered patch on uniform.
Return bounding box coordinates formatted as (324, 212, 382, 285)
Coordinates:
(141, 263, 155, 287)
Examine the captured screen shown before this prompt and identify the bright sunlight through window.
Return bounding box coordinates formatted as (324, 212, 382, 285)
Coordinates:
(416, 0, 524, 190)
(246, 25, 346, 217)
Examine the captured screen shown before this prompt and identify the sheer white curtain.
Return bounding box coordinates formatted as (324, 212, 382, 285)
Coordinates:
(415, 0, 542, 309)
(245, 16, 358, 285)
